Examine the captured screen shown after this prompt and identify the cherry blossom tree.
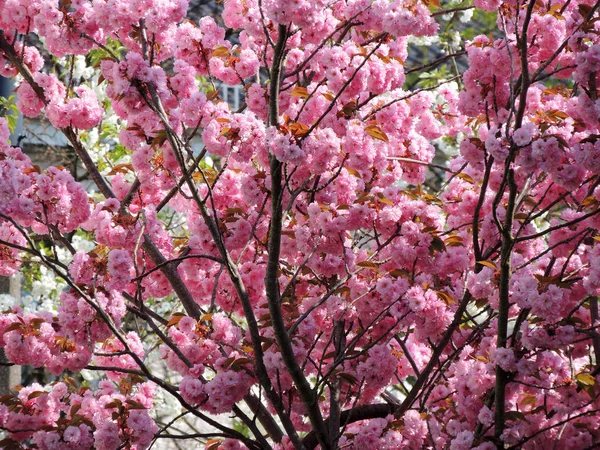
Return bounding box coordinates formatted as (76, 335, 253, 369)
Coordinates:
(0, 0, 599, 449)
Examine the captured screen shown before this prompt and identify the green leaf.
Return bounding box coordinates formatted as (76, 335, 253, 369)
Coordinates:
(338, 372, 359, 385)
(365, 124, 389, 142)
(505, 411, 529, 422)
(477, 260, 497, 270)
(125, 399, 147, 410)
(356, 261, 379, 270)
(429, 236, 446, 255)
(575, 373, 596, 386)
(290, 86, 309, 98)
(166, 313, 186, 328)
(206, 439, 222, 450)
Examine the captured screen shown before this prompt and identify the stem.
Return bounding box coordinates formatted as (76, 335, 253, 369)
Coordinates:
(141, 238, 202, 318)
(329, 320, 345, 448)
(303, 404, 394, 449)
(134, 28, 303, 447)
(265, 24, 328, 450)
(494, 0, 536, 441)
(394, 291, 472, 418)
(494, 167, 517, 445)
(473, 156, 494, 264)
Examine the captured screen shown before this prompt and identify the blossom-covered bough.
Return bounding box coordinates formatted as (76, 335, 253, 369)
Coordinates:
(0, 0, 600, 448)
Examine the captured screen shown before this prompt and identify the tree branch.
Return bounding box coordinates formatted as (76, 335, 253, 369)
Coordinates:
(264, 23, 323, 450)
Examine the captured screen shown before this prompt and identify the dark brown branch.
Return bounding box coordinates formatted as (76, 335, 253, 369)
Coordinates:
(507, 408, 600, 449)
(303, 290, 473, 449)
(141, 238, 203, 318)
(431, 5, 475, 16)
(494, 168, 517, 444)
(303, 34, 387, 140)
(530, 0, 600, 84)
(393, 291, 472, 417)
(119, 178, 141, 213)
(131, 253, 224, 281)
(405, 50, 466, 74)
(265, 24, 321, 450)
(516, 207, 600, 242)
(132, 28, 297, 448)
(0, 34, 115, 199)
(284, 8, 369, 79)
(473, 156, 494, 264)
(0, 31, 208, 323)
(363, 75, 462, 121)
(303, 404, 394, 449)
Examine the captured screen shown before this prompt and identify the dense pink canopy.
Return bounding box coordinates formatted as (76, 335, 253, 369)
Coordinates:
(0, 0, 599, 449)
